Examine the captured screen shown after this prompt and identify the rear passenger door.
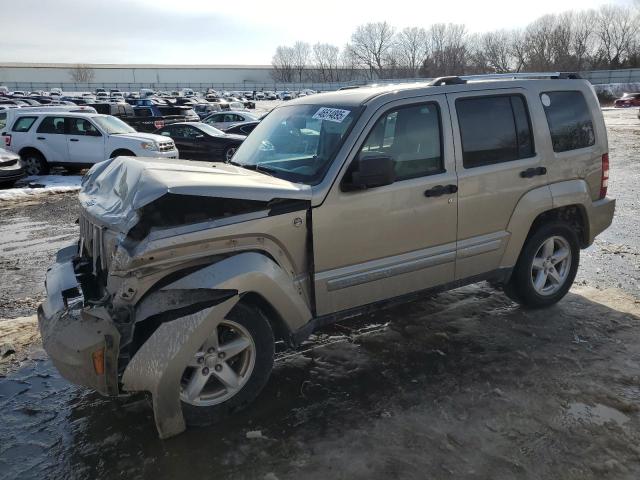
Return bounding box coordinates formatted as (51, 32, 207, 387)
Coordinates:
(34, 116, 69, 163)
(447, 89, 547, 279)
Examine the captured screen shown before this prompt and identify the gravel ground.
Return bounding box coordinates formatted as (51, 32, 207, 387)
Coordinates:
(0, 108, 639, 479)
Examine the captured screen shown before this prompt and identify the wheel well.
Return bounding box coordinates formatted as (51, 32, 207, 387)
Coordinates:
(240, 292, 292, 345)
(110, 149, 135, 158)
(527, 205, 589, 248)
(19, 147, 45, 161)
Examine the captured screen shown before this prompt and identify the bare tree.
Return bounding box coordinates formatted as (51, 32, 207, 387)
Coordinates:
(480, 30, 513, 73)
(69, 64, 95, 83)
(291, 41, 310, 82)
(421, 24, 468, 77)
(393, 27, 428, 77)
(348, 22, 395, 78)
(271, 46, 296, 82)
(594, 5, 637, 68)
(312, 43, 340, 82)
(572, 10, 597, 70)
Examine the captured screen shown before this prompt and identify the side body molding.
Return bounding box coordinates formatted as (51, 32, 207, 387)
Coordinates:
(121, 252, 312, 438)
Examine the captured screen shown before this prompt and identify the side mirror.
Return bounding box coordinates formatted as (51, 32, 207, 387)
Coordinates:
(343, 155, 396, 191)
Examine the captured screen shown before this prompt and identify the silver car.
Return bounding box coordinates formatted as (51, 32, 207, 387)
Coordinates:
(202, 110, 258, 130)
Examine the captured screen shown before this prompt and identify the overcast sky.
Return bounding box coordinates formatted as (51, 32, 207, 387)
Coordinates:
(1, 0, 634, 65)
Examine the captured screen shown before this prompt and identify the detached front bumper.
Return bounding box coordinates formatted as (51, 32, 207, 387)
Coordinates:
(38, 243, 121, 396)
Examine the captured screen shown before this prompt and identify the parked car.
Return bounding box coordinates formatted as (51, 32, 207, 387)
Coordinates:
(280, 91, 293, 100)
(155, 122, 245, 162)
(37, 74, 616, 440)
(2, 112, 177, 175)
(127, 104, 199, 132)
(96, 92, 109, 101)
(222, 120, 260, 136)
(88, 102, 135, 118)
(0, 146, 24, 186)
(11, 91, 26, 97)
(614, 92, 640, 107)
(202, 111, 258, 130)
(194, 103, 222, 119)
(0, 86, 9, 96)
(207, 97, 231, 110)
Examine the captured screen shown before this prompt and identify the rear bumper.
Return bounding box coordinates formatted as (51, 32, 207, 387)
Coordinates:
(0, 166, 25, 183)
(587, 197, 616, 244)
(38, 243, 120, 396)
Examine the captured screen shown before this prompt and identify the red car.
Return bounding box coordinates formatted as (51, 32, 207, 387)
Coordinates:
(614, 92, 640, 107)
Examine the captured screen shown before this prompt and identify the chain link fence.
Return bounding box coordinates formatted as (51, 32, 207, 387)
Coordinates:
(3, 69, 640, 93)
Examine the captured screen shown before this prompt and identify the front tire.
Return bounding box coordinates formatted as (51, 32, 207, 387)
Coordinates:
(181, 303, 274, 427)
(110, 149, 135, 159)
(504, 222, 579, 308)
(224, 145, 238, 162)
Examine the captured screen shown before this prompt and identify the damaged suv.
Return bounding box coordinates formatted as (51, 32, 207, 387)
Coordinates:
(39, 73, 615, 438)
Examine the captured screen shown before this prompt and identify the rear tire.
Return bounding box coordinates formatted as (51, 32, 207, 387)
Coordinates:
(181, 302, 275, 427)
(20, 151, 49, 176)
(504, 222, 579, 308)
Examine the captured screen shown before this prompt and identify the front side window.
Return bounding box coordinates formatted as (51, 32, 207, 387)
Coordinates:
(357, 103, 443, 180)
(0, 112, 6, 130)
(36, 117, 66, 134)
(68, 118, 101, 136)
(230, 104, 362, 185)
(12, 116, 38, 132)
(456, 95, 534, 168)
(541, 91, 595, 152)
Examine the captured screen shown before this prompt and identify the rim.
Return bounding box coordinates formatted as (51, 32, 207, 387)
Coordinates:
(225, 147, 237, 161)
(530, 235, 572, 296)
(180, 319, 255, 407)
(21, 156, 41, 176)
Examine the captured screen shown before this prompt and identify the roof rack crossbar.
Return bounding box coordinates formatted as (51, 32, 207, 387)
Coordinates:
(428, 76, 467, 86)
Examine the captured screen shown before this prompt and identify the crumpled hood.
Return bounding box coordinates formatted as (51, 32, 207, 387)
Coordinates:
(80, 156, 312, 233)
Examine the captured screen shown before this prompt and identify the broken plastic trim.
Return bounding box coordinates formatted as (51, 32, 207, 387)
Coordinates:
(126, 194, 311, 241)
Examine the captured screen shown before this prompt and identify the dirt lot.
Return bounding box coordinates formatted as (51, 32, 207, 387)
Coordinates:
(0, 108, 639, 479)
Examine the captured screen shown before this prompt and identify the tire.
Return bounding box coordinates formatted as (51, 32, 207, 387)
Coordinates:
(110, 149, 135, 159)
(181, 302, 275, 427)
(20, 151, 49, 176)
(64, 166, 84, 174)
(224, 145, 238, 162)
(504, 222, 580, 308)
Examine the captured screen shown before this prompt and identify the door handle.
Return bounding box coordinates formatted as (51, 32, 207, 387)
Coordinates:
(520, 167, 547, 178)
(37, 137, 45, 140)
(69, 138, 79, 142)
(424, 184, 458, 197)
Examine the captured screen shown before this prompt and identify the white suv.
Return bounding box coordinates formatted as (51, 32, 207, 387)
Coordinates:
(2, 112, 178, 175)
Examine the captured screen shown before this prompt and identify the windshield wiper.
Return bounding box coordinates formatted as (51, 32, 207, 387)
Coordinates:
(226, 161, 277, 177)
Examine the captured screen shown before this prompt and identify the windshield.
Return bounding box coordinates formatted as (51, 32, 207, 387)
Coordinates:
(195, 123, 225, 136)
(92, 115, 136, 134)
(230, 104, 361, 185)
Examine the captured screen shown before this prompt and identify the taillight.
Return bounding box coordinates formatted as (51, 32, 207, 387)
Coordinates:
(154, 120, 165, 129)
(600, 153, 609, 199)
(4, 134, 10, 147)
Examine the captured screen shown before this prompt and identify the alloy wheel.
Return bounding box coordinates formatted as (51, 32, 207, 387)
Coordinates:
(530, 236, 572, 296)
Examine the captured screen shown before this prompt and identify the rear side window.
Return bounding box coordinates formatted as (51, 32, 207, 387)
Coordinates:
(541, 91, 595, 152)
(0, 112, 6, 130)
(37, 117, 66, 134)
(12, 116, 38, 132)
(456, 95, 534, 168)
(358, 102, 443, 180)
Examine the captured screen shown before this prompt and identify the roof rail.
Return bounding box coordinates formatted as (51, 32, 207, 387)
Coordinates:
(428, 76, 467, 86)
(338, 85, 361, 91)
(459, 72, 582, 82)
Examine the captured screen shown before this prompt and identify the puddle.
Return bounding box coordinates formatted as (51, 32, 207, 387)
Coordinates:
(566, 402, 630, 426)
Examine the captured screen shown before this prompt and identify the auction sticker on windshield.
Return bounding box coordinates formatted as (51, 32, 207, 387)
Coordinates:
(312, 107, 351, 123)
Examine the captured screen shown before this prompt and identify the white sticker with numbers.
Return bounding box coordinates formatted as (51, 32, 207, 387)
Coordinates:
(312, 107, 351, 123)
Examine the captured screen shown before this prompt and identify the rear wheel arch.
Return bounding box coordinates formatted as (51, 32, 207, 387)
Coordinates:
(526, 205, 589, 248)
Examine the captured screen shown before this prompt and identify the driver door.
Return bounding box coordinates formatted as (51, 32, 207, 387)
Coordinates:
(312, 95, 458, 315)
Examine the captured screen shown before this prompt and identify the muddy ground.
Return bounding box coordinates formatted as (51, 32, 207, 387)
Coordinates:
(0, 108, 639, 479)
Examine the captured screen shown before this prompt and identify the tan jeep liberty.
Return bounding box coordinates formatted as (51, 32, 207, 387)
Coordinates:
(38, 73, 615, 438)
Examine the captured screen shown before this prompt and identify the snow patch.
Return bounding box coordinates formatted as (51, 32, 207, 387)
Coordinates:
(0, 175, 82, 201)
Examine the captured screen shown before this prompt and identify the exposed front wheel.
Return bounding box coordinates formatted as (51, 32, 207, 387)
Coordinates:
(224, 146, 237, 162)
(181, 303, 274, 427)
(20, 152, 49, 176)
(504, 223, 579, 308)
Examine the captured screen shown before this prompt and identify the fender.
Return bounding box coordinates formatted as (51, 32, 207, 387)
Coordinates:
(121, 252, 312, 438)
(499, 184, 553, 268)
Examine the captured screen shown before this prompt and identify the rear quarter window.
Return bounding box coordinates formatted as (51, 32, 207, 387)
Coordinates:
(540, 91, 595, 152)
(12, 116, 38, 132)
